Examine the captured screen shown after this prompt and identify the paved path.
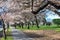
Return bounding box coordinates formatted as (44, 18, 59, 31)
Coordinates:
(11, 27, 33, 40)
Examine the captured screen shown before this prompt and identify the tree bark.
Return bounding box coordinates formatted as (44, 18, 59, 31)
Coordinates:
(2, 19, 7, 40)
(34, 15, 39, 28)
(27, 22, 30, 29)
(32, 0, 60, 14)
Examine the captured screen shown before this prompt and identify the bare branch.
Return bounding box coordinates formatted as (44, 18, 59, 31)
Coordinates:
(32, 0, 60, 14)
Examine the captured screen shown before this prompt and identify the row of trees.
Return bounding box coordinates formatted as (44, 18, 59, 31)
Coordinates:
(8, 0, 60, 28)
(0, 0, 60, 29)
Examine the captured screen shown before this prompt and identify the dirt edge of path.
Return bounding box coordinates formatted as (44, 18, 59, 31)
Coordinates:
(22, 30, 60, 40)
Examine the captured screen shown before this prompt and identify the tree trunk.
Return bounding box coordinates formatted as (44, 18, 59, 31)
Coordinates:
(27, 22, 30, 29)
(43, 18, 46, 25)
(21, 22, 23, 28)
(7, 22, 9, 29)
(2, 20, 7, 40)
(19, 23, 21, 28)
(34, 15, 39, 28)
(15, 23, 16, 29)
(32, 21, 34, 27)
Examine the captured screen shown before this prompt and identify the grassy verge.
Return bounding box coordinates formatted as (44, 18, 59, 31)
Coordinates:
(1, 28, 13, 40)
(16, 25, 60, 32)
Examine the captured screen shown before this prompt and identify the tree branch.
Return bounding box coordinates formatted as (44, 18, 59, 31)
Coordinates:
(32, 0, 60, 14)
(48, 1, 60, 9)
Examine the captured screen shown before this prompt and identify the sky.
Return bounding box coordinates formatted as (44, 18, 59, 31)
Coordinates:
(57, 10, 60, 12)
(44, 9, 60, 22)
(0, 7, 4, 13)
(0, 6, 8, 15)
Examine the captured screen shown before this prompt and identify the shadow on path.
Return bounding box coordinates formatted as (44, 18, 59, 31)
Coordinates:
(24, 32, 46, 38)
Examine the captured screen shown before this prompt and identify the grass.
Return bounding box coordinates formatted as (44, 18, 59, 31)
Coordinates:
(1, 28, 13, 40)
(16, 25, 60, 32)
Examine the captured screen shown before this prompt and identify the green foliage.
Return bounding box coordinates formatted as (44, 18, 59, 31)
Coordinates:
(17, 25, 60, 32)
(53, 19, 60, 25)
